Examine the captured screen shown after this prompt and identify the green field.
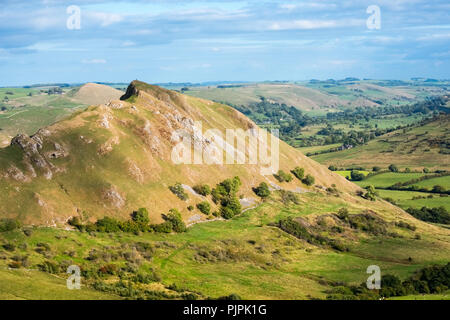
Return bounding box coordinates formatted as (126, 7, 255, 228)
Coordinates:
(410, 176, 450, 190)
(354, 172, 428, 188)
(377, 190, 450, 211)
(312, 116, 450, 170)
(1, 192, 449, 300)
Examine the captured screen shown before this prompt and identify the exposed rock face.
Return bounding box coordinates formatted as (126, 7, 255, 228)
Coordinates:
(9, 132, 66, 181)
(102, 186, 125, 208)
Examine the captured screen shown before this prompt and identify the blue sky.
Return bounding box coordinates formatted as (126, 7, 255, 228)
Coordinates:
(0, 0, 449, 86)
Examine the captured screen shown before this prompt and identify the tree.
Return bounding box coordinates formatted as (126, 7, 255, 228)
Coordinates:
(193, 184, 211, 196)
(302, 174, 315, 186)
(253, 182, 271, 198)
(364, 185, 377, 201)
(372, 166, 381, 172)
(432, 185, 445, 193)
(423, 168, 430, 173)
(196, 201, 211, 215)
(328, 165, 338, 171)
(274, 170, 293, 182)
(350, 170, 365, 181)
(163, 209, 186, 233)
(131, 208, 150, 225)
(389, 164, 399, 173)
(291, 167, 305, 180)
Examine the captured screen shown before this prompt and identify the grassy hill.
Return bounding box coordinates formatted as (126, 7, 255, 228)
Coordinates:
(311, 115, 450, 171)
(0, 80, 448, 300)
(0, 80, 358, 226)
(0, 83, 124, 148)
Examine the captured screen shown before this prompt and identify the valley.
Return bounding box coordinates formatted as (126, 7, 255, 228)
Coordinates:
(0, 80, 448, 300)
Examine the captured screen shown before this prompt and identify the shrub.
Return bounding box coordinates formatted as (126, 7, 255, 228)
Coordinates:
(350, 170, 365, 181)
(38, 260, 60, 274)
(389, 164, 399, 172)
(328, 165, 338, 171)
(2, 243, 15, 252)
(169, 183, 189, 201)
(193, 184, 211, 196)
(280, 190, 299, 205)
(131, 208, 150, 225)
(372, 166, 381, 172)
(291, 167, 305, 180)
(274, 170, 293, 183)
(363, 185, 377, 201)
(0, 219, 21, 232)
(187, 205, 194, 211)
(162, 209, 186, 233)
(423, 168, 430, 173)
(406, 206, 450, 224)
(220, 196, 241, 219)
(432, 185, 446, 193)
(302, 174, 315, 186)
(196, 201, 211, 215)
(253, 182, 271, 198)
(95, 217, 122, 233)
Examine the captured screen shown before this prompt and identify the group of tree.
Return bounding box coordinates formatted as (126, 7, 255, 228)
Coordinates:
(69, 208, 186, 234)
(211, 176, 242, 219)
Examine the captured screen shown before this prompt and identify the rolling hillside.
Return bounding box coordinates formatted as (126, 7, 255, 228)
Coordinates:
(311, 115, 450, 171)
(0, 80, 358, 226)
(0, 81, 449, 300)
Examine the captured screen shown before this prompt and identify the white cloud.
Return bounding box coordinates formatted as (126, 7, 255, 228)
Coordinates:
(87, 12, 123, 27)
(268, 19, 364, 31)
(81, 59, 107, 64)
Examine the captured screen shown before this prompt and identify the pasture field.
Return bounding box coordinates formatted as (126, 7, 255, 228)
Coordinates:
(312, 116, 450, 170)
(335, 170, 370, 179)
(353, 172, 429, 188)
(409, 176, 450, 190)
(377, 190, 450, 211)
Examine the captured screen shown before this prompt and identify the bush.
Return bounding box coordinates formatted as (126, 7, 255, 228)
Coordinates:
(372, 166, 381, 172)
(280, 190, 299, 205)
(95, 217, 122, 233)
(0, 219, 21, 232)
(423, 168, 430, 173)
(406, 206, 450, 224)
(193, 184, 211, 196)
(131, 208, 150, 225)
(302, 174, 315, 186)
(350, 170, 365, 181)
(196, 201, 211, 215)
(212, 177, 242, 219)
(253, 182, 271, 198)
(274, 170, 293, 183)
(38, 260, 60, 274)
(291, 167, 305, 180)
(169, 183, 189, 201)
(162, 209, 186, 233)
(389, 164, 399, 172)
(363, 185, 377, 201)
(187, 205, 194, 211)
(328, 165, 338, 171)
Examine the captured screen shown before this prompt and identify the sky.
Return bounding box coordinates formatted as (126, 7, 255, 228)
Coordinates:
(0, 0, 449, 86)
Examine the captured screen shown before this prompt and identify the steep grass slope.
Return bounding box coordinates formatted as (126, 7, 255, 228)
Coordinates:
(0, 81, 358, 226)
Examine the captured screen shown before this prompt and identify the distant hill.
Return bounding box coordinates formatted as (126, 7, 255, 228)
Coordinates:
(311, 115, 450, 170)
(68, 83, 123, 105)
